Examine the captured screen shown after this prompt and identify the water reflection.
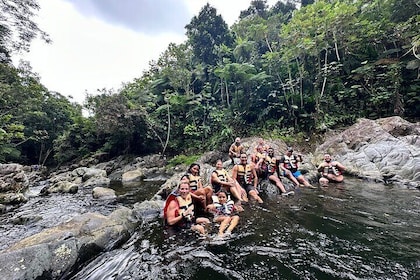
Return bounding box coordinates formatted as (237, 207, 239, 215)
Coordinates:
(70, 178, 419, 280)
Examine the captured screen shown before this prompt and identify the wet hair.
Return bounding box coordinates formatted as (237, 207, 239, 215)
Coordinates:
(217, 190, 228, 198)
(180, 174, 190, 182)
(187, 163, 200, 175)
(287, 147, 293, 152)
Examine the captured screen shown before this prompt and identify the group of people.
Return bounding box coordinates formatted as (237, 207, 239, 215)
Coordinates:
(164, 162, 243, 237)
(164, 137, 346, 237)
(231, 138, 322, 192)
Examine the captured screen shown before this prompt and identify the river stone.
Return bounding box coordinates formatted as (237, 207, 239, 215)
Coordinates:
(92, 187, 116, 200)
(316, 117, 420, 187)
(70, 167, 106, 180)
(0, 163, 23, 175)
(259, 180, 279, 195)
(46, 181, 78, 194)
(0, 239, 78, 280)
(82, 168, 107, 181)
(122, 169, 144, 183)
(133, 200, 163, 222)
(0, 207, 137, 280)
(0, 192, 28, 205)
(0, 170, 30, 193)
(82, 176, 110, 188)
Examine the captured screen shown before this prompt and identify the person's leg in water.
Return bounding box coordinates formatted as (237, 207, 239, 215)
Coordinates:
(192, 217, 210, 235)
(215, 216, 231, 236)
(225, 215, 240, 235)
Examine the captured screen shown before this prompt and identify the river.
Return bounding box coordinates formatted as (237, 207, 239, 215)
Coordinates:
(1, 177, 418, 279)
(60, 178, 419, 280)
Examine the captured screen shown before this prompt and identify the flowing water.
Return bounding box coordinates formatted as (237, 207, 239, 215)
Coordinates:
(72, 179, 419, 280)
(1, 178, 419, 279)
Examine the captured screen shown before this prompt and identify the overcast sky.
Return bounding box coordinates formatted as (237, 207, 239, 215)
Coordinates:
(14, 0, 279, 104)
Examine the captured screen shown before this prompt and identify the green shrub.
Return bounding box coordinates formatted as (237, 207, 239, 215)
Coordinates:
(167, 154, 201, 168)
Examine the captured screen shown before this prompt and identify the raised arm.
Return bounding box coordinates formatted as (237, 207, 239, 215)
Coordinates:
(275, 158, 282, 177)
(197, 178, 204, 189)
(317, 162, 326, 172)
(256, 155, 265, 169)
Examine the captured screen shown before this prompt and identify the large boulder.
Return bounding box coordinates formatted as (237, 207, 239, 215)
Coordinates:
(0, 163, 23, 176)
(315, 117, 420, 188)
(0, 207, 138, 280)
(0, 164, 32, 206)
(0, 164, 30, 193)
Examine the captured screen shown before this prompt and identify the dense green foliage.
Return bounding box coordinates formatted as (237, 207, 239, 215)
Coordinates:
(1, 0, 419, 165)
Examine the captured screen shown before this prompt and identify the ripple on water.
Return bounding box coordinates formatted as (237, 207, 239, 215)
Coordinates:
(5, 178, 419, 279)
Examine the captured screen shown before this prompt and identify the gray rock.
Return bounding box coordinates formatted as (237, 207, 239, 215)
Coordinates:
(316, 117, 420, 187)
(0, 163, 23, 175)
(92, 187, 116, 200)
(0, 192, 28, 204)
(44, 181, 78, 194)
(122, 169, 144, 183)
(82, 176, 110, 188)
(0, 207, 138, 280)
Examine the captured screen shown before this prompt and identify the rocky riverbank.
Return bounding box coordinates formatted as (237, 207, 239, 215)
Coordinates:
(0, 116, 418, 279)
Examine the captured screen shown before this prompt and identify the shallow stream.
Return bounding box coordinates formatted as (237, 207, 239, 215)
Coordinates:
(1, 178, 419, 279)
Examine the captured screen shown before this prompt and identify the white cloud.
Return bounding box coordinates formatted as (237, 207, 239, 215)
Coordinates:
(13, 0, 279, 104)
(67, 0, 191, 34)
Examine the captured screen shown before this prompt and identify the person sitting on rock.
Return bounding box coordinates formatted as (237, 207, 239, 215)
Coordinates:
(279, 147, 315, 188)
(210, 159, 247, 203)
(183, 163, 214, 210)
(255, 138, 269, 152)
(264, 147, 295, 196)
(231, 153, 263, 203)
(317, 154, 346, 186)
(229, 137, 244, 165)
(251, 138, 269, 161)
(251, 144, 268, 179)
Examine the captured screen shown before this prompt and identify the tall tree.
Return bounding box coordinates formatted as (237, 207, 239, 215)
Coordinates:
(85, 90, 151, 156)
(0, 0, 50, 60)
(185, 3, 232, 66)
(239, 0, 269, 19)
